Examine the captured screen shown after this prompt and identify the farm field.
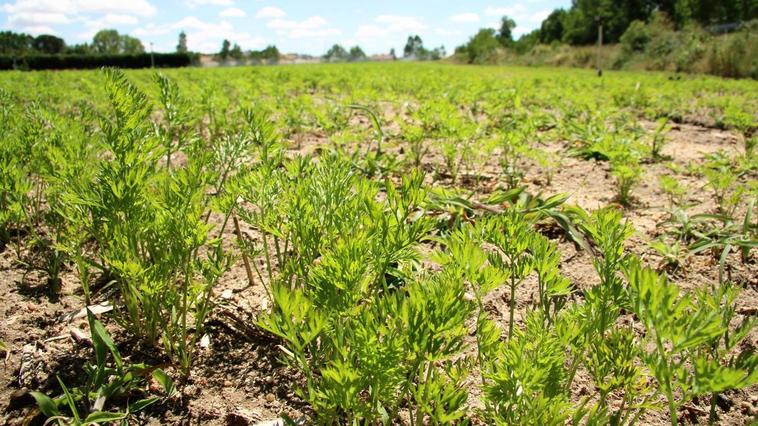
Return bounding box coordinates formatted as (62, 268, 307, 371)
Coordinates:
(1, 62, 757, 425)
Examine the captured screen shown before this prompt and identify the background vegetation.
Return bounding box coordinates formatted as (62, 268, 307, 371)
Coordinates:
(454, 0, 758, 79)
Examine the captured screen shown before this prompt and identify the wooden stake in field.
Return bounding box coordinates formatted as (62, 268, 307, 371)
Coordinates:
(596, 16, 603, 77)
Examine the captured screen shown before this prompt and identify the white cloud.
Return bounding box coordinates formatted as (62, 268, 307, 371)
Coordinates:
(91, 13, 139, 26)
(76, 13, 139, 39)
(186, 0, 233, 7)
(485, 4, 528, 17)
(16, 24, 55, 34)
(219, 7, 245, 18)
(2, 0, 156, 32)
(255, 6, 285, 19)
(136, 16, 264, 52)
(352, 15, 425, 53)
(2, 0, 69, 15)
(267, 16, 340, 38)
(375, 15, 426, 33)
(484, 3, 549, 37)
(530, 10, 550, 23)
(76, 0, 156, 16)
(1, 0, 156, 16)
(133, 24, 172, 37)
(355, 15, 425, 41)
(449, 12, 480, 23)
(355, 24, 386, 39)
(7, 12, 71, 26)
(435, 27, 462, 36)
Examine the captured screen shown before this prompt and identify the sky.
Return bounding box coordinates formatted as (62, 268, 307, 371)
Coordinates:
(0, 0, 571, 55)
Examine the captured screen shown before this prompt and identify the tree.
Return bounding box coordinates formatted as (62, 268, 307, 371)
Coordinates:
(348, 45, 366, 61)
(323, 44, 348, 62)
(463, 28, 501, 64)
(120, 35, 144, 54)
(219, 39, 231, 61)
(430, 45, 446, 60)
(559, 0, 657, 45)
(497, 16, 517, 46)
(33, 34, 65, 54)
(0, 31, 33, 55)
(513, 29, 541, 54)
(66, 43, 90, 54)
(92, 29, 121, 54)
(619, 20, 651, 52)
(176, 31, 188, 53)
(403, 35, 427, 59)
(540, 9, 567, 43)
(230, 43, 243, 60)
(92, 29, 144, 54)
(669, 0, 756, 26)
(261, 45, 280, 63)
(249, 45, 280, 64)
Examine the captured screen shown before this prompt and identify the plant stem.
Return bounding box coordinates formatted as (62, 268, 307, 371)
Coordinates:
(709, 393, 717, 425)
(415, 360, 434, 426)
(233, 214, 255, 290)
(508, 273, 516, 340)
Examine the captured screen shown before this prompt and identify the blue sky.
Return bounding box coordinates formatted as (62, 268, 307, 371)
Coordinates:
(1, 0, 571, 55)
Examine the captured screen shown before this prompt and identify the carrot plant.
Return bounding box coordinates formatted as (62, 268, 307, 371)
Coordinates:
(55, 70, 233, 373)
(0, 89, 32, 248)
(2, 62, 757, 425)
(610, 149, 642, 206)
(658, 175, 687, 209)
(239, 155, 482, 423)
(480, 208, 534, 339)
(625, 261, 758, 426)
(648, 117, 671, 161)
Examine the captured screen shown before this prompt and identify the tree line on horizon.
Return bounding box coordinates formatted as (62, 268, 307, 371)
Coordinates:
(215, 35, 445, 64)
(2, 0, 754, 66)
(454, 0, 757, 65)
(0, 29, 146, 56)
(538, 0, 756, 46)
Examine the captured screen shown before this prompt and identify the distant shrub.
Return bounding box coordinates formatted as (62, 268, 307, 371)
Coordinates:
(0, 53, 192, 70)
(455, 13, 757, 80)
(620, 20, 650, 53)
(673, 25, 709, 72)
(460, 28, 503, 64)
(704, 23, 758, 79)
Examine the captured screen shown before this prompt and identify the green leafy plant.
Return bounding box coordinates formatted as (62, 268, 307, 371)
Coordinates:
(583, 327, 656, 425)
(649, 237, 687, 271)
(31, 310, 175, 425)
(497, 122, 532, 190)
(480, 208, 534, 339)
(401, 123, 428, 169)
(56, 70, 233, 373)
(243, 157, 474, 423)
(482, 313, 571, 426)
(584, 207, 633, 334)
(610, 151, 642, 207)
(658, 175, 687, 209)
(625, 261, 758, 426)
(648, 117, 671, 160)
(529, 233, 572, 325)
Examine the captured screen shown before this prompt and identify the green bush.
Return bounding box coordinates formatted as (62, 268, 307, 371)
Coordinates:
(620, 20, 650, 53)
(461, 28, 502, 64)
(0, 53, 192, 70)
(705, 28, 758, 79)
